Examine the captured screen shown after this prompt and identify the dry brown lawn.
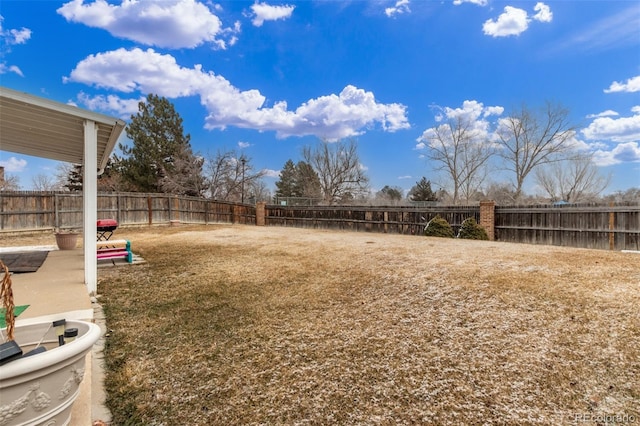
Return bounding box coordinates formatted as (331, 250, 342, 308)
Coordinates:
(22, 224, 640, 425)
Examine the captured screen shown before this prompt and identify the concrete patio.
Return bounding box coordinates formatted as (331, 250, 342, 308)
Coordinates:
(3, 247, 110, 426)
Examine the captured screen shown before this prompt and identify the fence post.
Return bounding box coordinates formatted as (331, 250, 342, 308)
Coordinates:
(147, 196, 153, 226)
(232, 204, 240, 224)
(256, 202, 266, 226)
(173, 196, 180, 222)
(609, 202, 615, 251)
(480, 200, 495, 241)
(54, 193, 59, 230)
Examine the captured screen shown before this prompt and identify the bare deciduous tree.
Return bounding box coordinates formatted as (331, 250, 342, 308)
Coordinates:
(484, 181, 519, 205)
(247, 179, 272, 203)
(420, 116, 494, 204)
(603, 187, 640, 203)
(159, 143, 206, 197)
(31, 173, 60, 191)
(302, 139, 369, 205)
(535, 153, 610, 203)
(0, 167, 20, 191)
(204, 150, 265, 202)
(497, 102, 577, 201)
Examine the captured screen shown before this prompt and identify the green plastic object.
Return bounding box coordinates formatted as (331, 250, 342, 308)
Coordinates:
(0, 305, 30, 329)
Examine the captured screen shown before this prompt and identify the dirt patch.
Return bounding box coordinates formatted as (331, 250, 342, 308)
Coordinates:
(20, 224, 640, 424)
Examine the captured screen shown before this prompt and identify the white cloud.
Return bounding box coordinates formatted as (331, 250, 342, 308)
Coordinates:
(604, 75, 640, 93)
(67, 48, 409, 140)
(261, 169, 281, 178)
(483, 6, 529, 37)
(0, 63, 24, 76)
(592, 142, 640, 166)
(565, 135, 592, 152)
(289, 85, 410, 139)
(74, 91, 143, 119)
(442, 100, 502, 122)
(611, 142, 640, 163)
(0, 156, 27, 172)
(610, 142, 640, 162)
(582, 108, 640, 143)
(0, 15, 31, 76)
(238, 141, 251, 149)
(417, 100, 503, 148)
(57, 0, 234, 49)
(0, 15, 32, 45)
(453, 0, 488, 5)
(483, 105, 505, 117)
(251, 2, 295, 27)
(9, 27, 32, 44)
(385, 0, 410, 18)
(483, 3, 552, 37)
(398, 175, 412, 180)
(532, 2, 552, 23)
(586, 110, 619, 119)
(582, 107, 640, 166)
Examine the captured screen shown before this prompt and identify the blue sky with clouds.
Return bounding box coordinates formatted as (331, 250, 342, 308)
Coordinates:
(1, 0, 639, 195)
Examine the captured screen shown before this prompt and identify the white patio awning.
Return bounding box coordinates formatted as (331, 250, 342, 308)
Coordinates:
(0, 86, 127, 294)
(0, 86, 125, 171)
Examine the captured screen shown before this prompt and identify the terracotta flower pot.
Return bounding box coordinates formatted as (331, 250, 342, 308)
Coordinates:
(55, 233, 78, 250)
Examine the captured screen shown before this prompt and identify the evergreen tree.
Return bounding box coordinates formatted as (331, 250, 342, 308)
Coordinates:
(63, 158, 124, 192)
(295, 161, 322, 199)
(377, 185, 403, 202)
(274, 160, 322, 200)
(408, 177, 438, 202)
(65, 164, 83, 192)
(275, 159, 298, 197)
(119, 94, 202, 193)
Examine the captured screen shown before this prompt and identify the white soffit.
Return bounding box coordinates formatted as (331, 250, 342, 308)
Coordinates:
(0, 86, 126, 169)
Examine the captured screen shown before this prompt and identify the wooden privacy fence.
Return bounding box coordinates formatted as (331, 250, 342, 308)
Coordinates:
(0, 191, 638, 251)
(262, 202, 639, 250)
(495, 203, 640, 251)
(0, 191, 255, 231)
(264, 204, 480, 235)
(95, 193, 255, 226)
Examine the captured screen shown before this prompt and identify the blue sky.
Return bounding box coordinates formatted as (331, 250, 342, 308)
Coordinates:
(1, 0, 639, 196)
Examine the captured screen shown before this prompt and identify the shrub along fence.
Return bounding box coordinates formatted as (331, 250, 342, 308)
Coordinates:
(0, 191, 638, 251)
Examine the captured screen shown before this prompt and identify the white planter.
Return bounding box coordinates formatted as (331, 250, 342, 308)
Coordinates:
(0, 320, 101, 426)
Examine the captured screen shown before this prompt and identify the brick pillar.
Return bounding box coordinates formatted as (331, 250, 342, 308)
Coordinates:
(480, 200, 495, 241)
(256, 202, 266, 226)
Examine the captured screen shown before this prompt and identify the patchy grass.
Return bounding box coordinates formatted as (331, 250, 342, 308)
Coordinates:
(97, 224, 639, 425)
